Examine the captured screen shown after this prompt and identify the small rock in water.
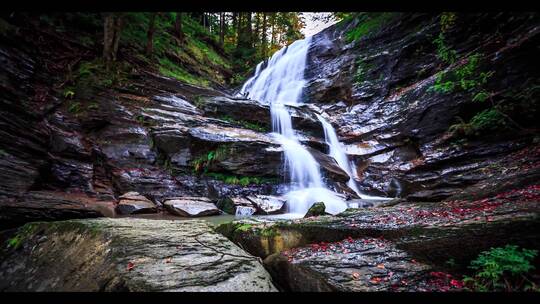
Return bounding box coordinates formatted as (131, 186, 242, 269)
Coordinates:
(304, 202, 328, 218)
(235, 206, 256, 218)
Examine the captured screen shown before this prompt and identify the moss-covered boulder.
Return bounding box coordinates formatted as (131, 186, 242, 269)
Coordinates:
(0, 218, 277, 291)
(304, 202, 328, 218)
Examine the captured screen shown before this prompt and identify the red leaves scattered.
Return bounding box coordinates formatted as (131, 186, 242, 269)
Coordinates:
(427, 271, 464, 291)
(370, 277, 382, 284)
(127, 262, 135, 271)
(376, 264, 385, 269)
(352, 272, 360, 280)
(430, 271, 452, 279)
(165, 257, 172, 263)
(347, 236, 354, 243)
(450, 279, 464, 288)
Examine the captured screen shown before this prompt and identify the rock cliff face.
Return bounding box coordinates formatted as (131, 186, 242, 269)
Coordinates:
(304, 12, 540, 201)
(1, 12, 539, 228)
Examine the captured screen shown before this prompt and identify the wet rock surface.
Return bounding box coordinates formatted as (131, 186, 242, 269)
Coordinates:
(0, 191, 115, 230)
(218, 185, 540, 265)
(265, 237, 463, 292)
(246, 195, 287, 215)
(0, 218, 277, 291)
(305, 12, 540, 200)
(163, 197, 221, 217)
(304, 202, 328, 218)
(116, 192, 157, 215)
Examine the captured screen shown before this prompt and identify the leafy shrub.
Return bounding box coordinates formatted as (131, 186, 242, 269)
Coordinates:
(448, 108, 507, 138)
(430, 53, 493, 94)
(463, 245, 538, 291)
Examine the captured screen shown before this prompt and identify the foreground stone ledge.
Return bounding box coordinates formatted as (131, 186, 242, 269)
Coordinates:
(0, 218, 277, 292)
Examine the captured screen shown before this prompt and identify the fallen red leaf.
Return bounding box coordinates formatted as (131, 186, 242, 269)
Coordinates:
(127, 262, 134, 271)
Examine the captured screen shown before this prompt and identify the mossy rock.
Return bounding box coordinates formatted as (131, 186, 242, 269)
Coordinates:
(304, 202, 328, 218)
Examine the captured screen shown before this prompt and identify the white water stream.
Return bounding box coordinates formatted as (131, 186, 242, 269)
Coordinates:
(240, 36, 385, 216)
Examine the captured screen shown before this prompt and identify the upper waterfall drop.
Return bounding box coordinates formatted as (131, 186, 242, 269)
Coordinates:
(239, 36, 348, 216)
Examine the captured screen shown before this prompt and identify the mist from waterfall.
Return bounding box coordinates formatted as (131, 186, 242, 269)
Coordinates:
(239, 36, 348, 215)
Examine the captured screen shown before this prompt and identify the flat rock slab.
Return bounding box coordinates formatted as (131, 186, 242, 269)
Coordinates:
(0, 191, 114, 230)
(265, 236, 463, 292)
(163, 197, 220, 217)
(116, 192, 157, 215)
(246, 195, 286, 215)
(0, 218, 277, 292)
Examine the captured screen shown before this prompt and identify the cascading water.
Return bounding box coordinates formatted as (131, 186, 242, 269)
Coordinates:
(239, 36, 357, 216)
(317, 114, 362, 196)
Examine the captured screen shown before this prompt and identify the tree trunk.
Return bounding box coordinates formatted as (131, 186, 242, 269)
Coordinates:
(146, 13, 157, 56)
(103, 13, 115, 62)
(232, 12, 238, 43)
(261, 13, 268, 57)
(174, 12, 184, 44)
(111, 14, 123, 61)
(103, 13, 123, 68)
(254, 12, 260, 48)
(219, 12, 225, 46)
(245, 12, 252, 48)
(270, 13, 277, 46)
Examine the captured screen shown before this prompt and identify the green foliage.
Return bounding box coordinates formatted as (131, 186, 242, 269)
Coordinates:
(258, 226, 280, 238)
(353, 57, 372, 84)
(68, 102, 81, 114)
(158, 57, 210, 87)
(121, 13, 230, 87)
(346, 13, 395, 43)
(434, 33, 457, 64)
(440, 12, 457, 33)
(73, 59, 130, 92)
(219, 115, 267, 132)
(191, 145, 231, 174)
(469, 108, 507, 131)
(430, 53, 493, 94)
(463, 245, 538, 291)
(63, 88, 75, 99)
(87, 103, 99, 110)
(448, 109, 508, 138)
(234, 223, 253, 233)
(203, 172, 277, 185)
(6, 223, 38, 250)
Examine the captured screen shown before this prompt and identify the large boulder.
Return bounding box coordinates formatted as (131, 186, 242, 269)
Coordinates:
(304, 202, 328, 218)
(163, 197, 221, 217)
(116, 192, 157, 215)
(0, 218, 277, 291)
(246, 195, 286, 215)
(216, 196, 256, 215)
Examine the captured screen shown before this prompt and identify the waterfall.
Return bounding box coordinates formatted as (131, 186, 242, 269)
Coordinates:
(239, 36, 348, 215)
(316, 115, 389, 201)
(317, 114, 362, 196)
